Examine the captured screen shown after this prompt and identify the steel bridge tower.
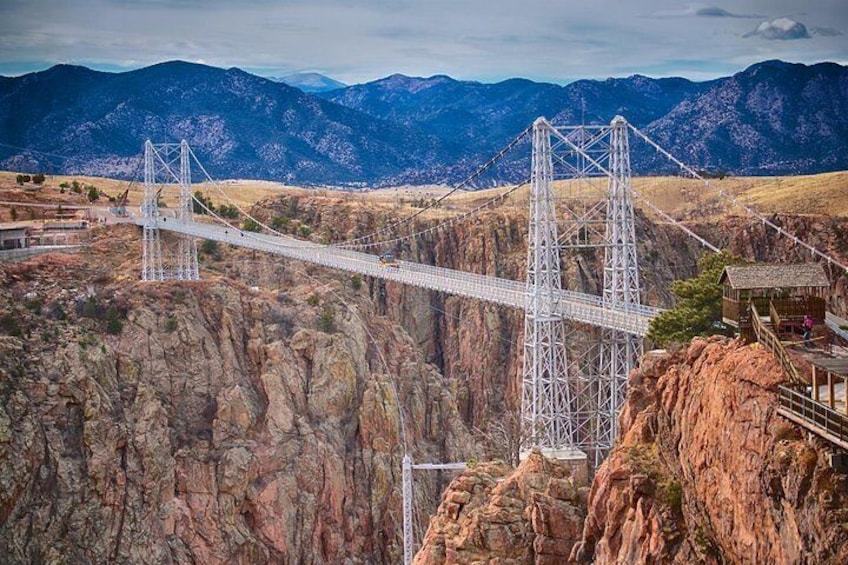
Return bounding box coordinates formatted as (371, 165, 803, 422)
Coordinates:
(142, 140, 164, 281)
(597, 117, 642, 460)
(141, 139, 199, 281)
(521, 116, 643, 461)
(522, 118, 582, 456)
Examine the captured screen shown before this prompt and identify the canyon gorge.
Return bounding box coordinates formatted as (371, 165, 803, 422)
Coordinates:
(2, 184, 848, 563)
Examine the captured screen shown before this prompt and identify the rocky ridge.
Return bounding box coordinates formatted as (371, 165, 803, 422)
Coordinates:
(414, 451, 588, 565)
(572, 337, 848, 564)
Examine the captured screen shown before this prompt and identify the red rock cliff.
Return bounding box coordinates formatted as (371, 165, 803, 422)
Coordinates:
(573, 337, 848, 564)
(415, 451, 588, 565)
(0, 233, 475, 564)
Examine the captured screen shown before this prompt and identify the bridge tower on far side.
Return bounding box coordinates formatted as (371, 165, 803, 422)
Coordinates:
(141, 140, 164, 281)
(175, 140, 199, 280)
(141, 139, 199, 281)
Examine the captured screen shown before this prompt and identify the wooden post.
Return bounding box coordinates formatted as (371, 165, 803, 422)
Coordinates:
(828, 370, 835, 411)
(813, 365, 819, 402)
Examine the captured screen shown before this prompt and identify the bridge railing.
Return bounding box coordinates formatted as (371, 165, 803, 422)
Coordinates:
(778, 386, 848, 450)
(147, 218, 660, 335)
(750, 302, 803, 387)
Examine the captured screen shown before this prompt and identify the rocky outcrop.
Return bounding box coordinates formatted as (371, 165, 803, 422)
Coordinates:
(414, 451, 588, 565)
(0, 236, 475, 564)
(573, 337, 848, 564)
(412, 337, 848, 565)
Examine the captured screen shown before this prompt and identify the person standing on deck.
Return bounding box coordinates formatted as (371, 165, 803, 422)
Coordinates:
(803, 314, 814, 348)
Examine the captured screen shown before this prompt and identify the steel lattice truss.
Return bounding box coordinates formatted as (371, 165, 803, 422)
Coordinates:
(142, 140, 199, 281)
(522, 119, 574, 450)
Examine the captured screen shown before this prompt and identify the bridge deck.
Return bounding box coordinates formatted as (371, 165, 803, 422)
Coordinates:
(826, 311, 848, 342)
(135, 218, 660, 336)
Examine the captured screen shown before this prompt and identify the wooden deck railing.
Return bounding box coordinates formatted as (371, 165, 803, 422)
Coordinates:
(750, 302, 803, 387)
(769, 300, 783, 329)
(778, 386, 848, 451)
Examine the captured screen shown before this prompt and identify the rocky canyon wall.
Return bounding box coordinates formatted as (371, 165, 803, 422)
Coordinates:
(3, 189, 848, 564)
(573, 337, 848, 564)
(256, 192, 848, 437)
(0, 230, 475, 564)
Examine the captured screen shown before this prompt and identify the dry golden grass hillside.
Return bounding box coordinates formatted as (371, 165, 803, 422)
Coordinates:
(1, 170, 846, 224)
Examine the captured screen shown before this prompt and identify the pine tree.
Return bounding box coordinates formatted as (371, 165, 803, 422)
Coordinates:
(647, 250, 743, 346)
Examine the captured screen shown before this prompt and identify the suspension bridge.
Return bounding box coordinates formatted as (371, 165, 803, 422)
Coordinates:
(125, 117, 848, 564)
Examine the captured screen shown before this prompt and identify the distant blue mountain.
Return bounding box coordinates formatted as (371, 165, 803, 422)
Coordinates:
(1, 59, 846, 184)
(0, 61, 456, 184)
(271, 72, 347, 93)
(639, 60, 848, 174)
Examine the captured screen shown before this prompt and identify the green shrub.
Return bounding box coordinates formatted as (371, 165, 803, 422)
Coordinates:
(200, 239, 221, 260)
(647, 250, 743, 346)
(0, 314, 22, 337)
(270, 215, 291, 230)
(32, 173, 45, 185)
(87, 185, 100, 202)
(105, 306, 123, 334)
(299, 225, 312, 238)
(193, 190, 214, 215)
(318, 306, 336, 333)
(24, 298, 43, 314)
(81, 295, 100, 318)
(661, 478, 683, 515)
(48, 301, 67, 321)
(350, 274, 363, 291)
(242, 218, 261, 233)
(306, 294, 319, 306)
(217, 203, 239, 219)
(165, 316, 177, 332)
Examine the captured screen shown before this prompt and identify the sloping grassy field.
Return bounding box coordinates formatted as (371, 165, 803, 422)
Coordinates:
(1, 170, 846, 223)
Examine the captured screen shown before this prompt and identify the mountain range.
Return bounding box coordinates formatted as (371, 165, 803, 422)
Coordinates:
(1, 59, 847, 186)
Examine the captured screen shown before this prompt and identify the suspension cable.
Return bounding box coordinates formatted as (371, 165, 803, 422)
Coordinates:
(336, 181, 528, 250)
(333, 125, 532, 248)
(628, 124, 848, 271)
(545, 122, 723, 252)
(185, 145, 305, 242)
(186, 133, 531, 252)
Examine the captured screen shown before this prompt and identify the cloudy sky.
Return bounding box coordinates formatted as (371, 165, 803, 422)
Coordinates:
(1, 0, 846, 84)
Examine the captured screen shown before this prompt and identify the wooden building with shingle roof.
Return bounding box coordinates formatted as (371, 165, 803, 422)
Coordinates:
(719, 263, 829, 330)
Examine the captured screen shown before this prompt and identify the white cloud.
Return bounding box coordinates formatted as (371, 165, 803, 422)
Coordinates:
(745, 18, 811, 40)
(650, 5, 760, 19)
